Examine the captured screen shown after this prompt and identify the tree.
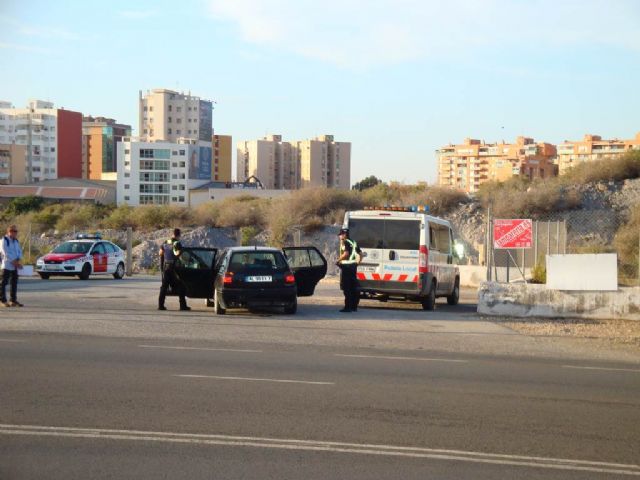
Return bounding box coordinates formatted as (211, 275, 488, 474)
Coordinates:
(352, 175, 382, 191)
(5, 195, 44, 217)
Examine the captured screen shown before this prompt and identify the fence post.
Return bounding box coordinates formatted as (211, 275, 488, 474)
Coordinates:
(546, 220, 551, 257)
(486, 206, 492, 281)
(563, 220, 567, 254)
(556, 221, 560, 255)
(126, 227, 133, 276)
(534, 221, 538, 266)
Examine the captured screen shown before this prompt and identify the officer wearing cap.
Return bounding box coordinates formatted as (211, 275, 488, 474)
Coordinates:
(337, 228, 361, 312)
(158, 228, 190, 311)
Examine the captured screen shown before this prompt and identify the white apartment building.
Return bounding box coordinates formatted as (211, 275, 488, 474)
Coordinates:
(116, 138, 211, 206)
(237, 134, 350, 189)
(0, 100, 83, 182)
(139, 89, 213, 144)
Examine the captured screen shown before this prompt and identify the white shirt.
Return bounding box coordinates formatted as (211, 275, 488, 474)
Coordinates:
(0, 235, 22, 271)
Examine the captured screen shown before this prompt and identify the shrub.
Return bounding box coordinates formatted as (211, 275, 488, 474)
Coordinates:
(614, 205, 640, 282)
(102, 205, 135, 230)
(4, 195, 44, 217)
(215, 196, 266, 228)
(240, 226, 260, 246)
(55, 204, 105, 232)
(562, 150, 640, 185)
(530, 261, 546, 284)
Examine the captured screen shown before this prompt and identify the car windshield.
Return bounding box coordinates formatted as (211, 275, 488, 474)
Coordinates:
(51, 242, 91, 254)
(228, 251, 287, 272)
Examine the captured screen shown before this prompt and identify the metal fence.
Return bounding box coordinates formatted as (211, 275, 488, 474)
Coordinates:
(482, 208, 639, 286)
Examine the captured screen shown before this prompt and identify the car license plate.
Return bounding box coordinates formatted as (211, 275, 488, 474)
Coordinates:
(358, 265, 376, 272)
(246, 276, 272, 282)
(45, 265, 62, 271)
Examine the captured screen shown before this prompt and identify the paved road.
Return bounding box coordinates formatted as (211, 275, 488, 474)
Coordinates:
(1, 277, 639, 478)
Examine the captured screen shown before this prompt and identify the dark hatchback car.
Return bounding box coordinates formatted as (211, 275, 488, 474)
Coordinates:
(169, 245, 327, 314)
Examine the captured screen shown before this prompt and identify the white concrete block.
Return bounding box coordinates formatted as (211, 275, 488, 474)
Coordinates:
(546, 254, 617, 291)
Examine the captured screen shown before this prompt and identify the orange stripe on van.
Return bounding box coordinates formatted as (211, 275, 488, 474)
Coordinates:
(398, 274, 407, 282)
(383, 274, 392, 281)
(372, 273, 381, 281)
(356, 272, 366, 280)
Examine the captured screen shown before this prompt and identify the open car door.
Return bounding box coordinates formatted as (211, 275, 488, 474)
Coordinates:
(172, 247, 217, 299)
(282, 246, 327, 296)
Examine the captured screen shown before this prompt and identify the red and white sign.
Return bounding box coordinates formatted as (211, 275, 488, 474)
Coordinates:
(493, 219, 532, 249)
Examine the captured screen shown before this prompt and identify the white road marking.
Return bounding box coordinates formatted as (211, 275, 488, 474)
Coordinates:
(335, 354, 468, 363)
(1, 424, 639, 476)
(139, 345, 262, 353)
(563, 365, 640, 373)
(175, 374, 334, 385)
(0, 338, 25, 343)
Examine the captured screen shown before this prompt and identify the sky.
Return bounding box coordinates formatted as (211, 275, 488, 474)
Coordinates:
(1, 0, 639, 184)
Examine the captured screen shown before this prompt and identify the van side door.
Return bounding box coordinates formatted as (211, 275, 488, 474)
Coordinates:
(282, 246, 327, 296)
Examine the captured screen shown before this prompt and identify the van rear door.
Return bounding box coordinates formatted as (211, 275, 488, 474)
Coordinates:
(348, 217, 385, 284)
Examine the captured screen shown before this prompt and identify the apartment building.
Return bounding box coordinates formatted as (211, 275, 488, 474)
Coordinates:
(83, 116, 131, 181)
(0, 100, 83, 182)
(138, 89, 213, 143)
(116, 138, 211, 206)
(557, 133, 640, 175)
(298, 135, 351, 189)
(0, 144, 27, 185)
(437, 136, 557, 193)
(213, 134, 232, 182)
(237, 134, 350, 190)
(237, 135, 298, 189)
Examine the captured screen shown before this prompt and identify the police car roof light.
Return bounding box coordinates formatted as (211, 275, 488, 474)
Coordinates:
(76, 232, 102, 240)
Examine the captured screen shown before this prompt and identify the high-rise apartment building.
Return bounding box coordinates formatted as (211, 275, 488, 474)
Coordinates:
(0, 100, 83, 182)
(298, 135, 351, 189)
(557, 133, 640, 175)
(0, 144, 27, 184)
(237, 134, 350, 190)
(138, 89, 213, 143)
(237, 135, 298, 189)
(437, 136, 557, 193)
(116, 138, 212, 206)
(83, 116, 131, 181)
(213, 134, 232, 182)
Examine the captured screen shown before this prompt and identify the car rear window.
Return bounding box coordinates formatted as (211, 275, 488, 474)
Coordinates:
(228, 252, 287, 272)
(51, 242, 91, 254)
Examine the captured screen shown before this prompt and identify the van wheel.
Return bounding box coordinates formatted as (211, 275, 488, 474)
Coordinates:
(214, 289, 226, 315)
(39, 273, 50, 280)
(447, 278, 460, 306)
(421, 281, 436, 311)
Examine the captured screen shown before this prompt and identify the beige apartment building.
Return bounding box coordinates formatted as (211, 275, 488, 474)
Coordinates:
(237, 135, 298, 189)
(213, 134, 232, 182)
(138, 89, 213, 143)
(437, 136, 557, 193)
(237, 134, 350, 190)
(0, 144, 27, 184)
(557, 133, 640, 175)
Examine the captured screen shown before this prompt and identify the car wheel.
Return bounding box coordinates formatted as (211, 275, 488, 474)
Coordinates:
(214, 289, 226, 315)
(421, 281, 436, 311)
(447, 278, 460, 306)
(39, 273, 50, 280)
(284, 297, 297, 314)
(78, 263, 91, 280)
(113, 262, 125, 279)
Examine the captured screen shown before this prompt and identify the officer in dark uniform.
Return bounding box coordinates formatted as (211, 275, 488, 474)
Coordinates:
(337, 228, 361, 312)
(158, 228, 190, 311)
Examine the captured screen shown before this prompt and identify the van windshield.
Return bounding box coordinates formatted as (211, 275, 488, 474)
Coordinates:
(349, 218, 420, 250)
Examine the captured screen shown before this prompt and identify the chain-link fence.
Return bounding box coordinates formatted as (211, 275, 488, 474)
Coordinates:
(481, 208, 639, 286)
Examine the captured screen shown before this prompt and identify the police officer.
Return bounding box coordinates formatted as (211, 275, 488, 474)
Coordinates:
(337, 228, 361, 312)
(158, 228, 190, 311)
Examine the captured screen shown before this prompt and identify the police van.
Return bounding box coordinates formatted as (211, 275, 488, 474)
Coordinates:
(343, 206, 459, 310)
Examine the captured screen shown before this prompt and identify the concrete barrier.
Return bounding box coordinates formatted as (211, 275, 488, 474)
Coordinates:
(458, 266, 529, 287)
(478, 282, 640, 321)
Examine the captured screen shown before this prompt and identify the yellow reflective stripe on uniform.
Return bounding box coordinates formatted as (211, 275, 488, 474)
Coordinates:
(342, 238, 358, 264)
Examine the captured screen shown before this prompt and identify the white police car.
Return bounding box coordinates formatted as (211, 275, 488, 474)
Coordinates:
(35, 234, 126, 280)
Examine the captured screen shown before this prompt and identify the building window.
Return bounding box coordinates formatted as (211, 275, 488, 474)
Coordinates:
(178, 196, 185, 202)
(177, 118, 182, 124)
(168, 117, 172, 123)
(124, 184, 130, 189)
(124, 196, 130, 201)
(125, 149, 130, 154)
(168, 105, 172, 112)
(172, 185, 177, 190)
(168, 128, 172, 134)
(172, 197, 177, 202)
(179, 150, 185, 155)
(124, 172, 130, 177)
(179, 184, 185, 190)
(176, 130, 181, 134)
(179, 161, 185, 168)
(177, 107, 182, 112)
(149, 106, 153, 112)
